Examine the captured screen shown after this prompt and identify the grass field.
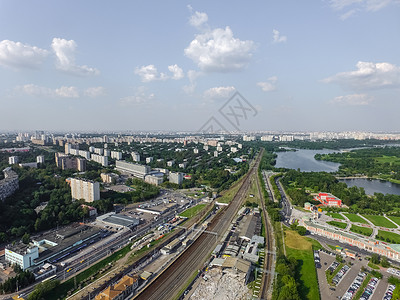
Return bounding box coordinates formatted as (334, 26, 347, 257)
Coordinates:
(285, 230, 320, 300)
(362, 215, 397, 228)
(326, 212, 345, 220)
(388, 216, 400, 227)
(350, 225, 373, 237)
(343, 213, 369, 224)
(375, 156, 400, 165)
(376, 230, 400, 244)
(327, 221, 347, 229)
(179, 204, 207, 218)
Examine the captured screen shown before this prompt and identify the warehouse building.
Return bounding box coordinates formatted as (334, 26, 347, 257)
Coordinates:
(96, 212, 140, 229)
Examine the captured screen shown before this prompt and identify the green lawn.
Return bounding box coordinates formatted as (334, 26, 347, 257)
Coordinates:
(376, 230, 400, 244)
(362, 215, 397, 228)
(388, 216, 400, 227)
(179, 204, 207, 218)
(350, 225, 373, 237)
(375, 156, 400, 165)
(327, 221, 347, 229)
(326, 212, 345, 220)
(285, 230, 320, 300)
(343, 213, 369, 224)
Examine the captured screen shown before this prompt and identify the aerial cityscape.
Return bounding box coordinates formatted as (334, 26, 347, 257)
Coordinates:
(1, 1, 400, 300)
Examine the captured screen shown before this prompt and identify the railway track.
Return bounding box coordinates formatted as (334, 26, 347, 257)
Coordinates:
(257, 149, 274, 300)
(134, 151, 264, 300)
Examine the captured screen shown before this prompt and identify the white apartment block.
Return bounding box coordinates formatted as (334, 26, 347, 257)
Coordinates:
(115, 161, 150, 179)
(169, 172, 183, 185)
(94, 148, 104, 155)
(36, 155, 45, 164)
(9, 156, 19, 165)
(145, 157, 153, 164)
(131, 152, 140, 162)
(91, 154, 108, 167)
(0, 168, 19, 201)
(145, 174, 164, 186)
(70, 178, 100, 202)
(111, 151, 122, 160)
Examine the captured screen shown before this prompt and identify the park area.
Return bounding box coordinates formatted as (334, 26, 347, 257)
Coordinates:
(362, 215, 397, 228)
(285, 229, 321, 300)
(343, 213, 369, 224)
(350, 225, 373, 237)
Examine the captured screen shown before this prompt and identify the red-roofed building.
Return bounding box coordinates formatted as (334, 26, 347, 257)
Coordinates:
(314, 192, 342, 207)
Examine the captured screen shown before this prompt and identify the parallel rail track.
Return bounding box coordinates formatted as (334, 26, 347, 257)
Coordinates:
(257, 149, 274, 300)
(134, 151, 264, 300)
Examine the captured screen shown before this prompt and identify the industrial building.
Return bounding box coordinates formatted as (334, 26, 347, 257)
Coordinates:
(115, 160, 150, 179)
(96, 212, 140, 229)
(0, 167, 19, 201)
(70, 178, 100, 202)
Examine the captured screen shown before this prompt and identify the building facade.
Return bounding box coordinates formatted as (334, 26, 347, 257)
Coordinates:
(115, 161, 150, 179)
(0, 168, 19, 201)
(70, 178, 100, 202)
(5, 244, 39, 270)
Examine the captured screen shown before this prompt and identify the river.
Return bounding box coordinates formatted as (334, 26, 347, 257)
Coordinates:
(275, 148, 400, 195)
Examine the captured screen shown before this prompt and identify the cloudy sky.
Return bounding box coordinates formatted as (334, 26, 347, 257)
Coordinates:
(0, 1, 399, 132)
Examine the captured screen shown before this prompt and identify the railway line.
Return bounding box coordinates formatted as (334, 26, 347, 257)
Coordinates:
(134, 150, 265, 300)
(257, 150, 274, 300)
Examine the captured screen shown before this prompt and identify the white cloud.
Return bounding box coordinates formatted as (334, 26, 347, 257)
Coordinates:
(134, 64, 168, 82)
(0, 40, 48, 69)
(120, 86, 155, 106)
(15, 84, 79, 98)
(55, 86, 79, 98)
(185, 26, 254, 72)
(323, 61, 400, 90)
(257, 76, 278, 92)
(189, 11, 208, 29)
(51, 38, 99, 76)
(183, 70, 201, 94)
(330, 93, 373, 105)
(204, 86, 236, 99)
(168, 64, 184, 80)
(329, 0, 398, 18)
(272, 29, 287, 44)
(84, 86, 106, 98)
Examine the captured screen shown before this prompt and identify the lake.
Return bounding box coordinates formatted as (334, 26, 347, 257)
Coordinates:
(275, 148, 400, 195)
(339, 178, 400, 196)
(275, 149, 340, 172)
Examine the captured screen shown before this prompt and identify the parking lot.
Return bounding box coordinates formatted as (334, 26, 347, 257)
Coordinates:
(316, 250, 394, 299)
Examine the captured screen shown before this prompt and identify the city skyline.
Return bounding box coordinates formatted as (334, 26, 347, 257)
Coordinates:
(1, 1, 399, 132)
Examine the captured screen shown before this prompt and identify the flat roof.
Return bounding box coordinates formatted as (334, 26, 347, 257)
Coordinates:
(33, 225, 102, 264)
(102, 214, 140, 227)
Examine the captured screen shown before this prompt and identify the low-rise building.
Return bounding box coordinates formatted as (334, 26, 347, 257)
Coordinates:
(314, 192, 342, 207)
(94, 275, 139, 300)
(5, 244, 39, 270)
(144, 174, 163, 186)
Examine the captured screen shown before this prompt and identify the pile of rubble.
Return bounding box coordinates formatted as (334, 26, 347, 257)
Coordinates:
(190, 268, 250, 300)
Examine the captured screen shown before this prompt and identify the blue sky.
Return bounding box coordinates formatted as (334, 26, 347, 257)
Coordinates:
(0, 0, 399, 132)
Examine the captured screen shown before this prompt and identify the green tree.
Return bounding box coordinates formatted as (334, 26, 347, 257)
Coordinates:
(22, 233, 30, 244)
